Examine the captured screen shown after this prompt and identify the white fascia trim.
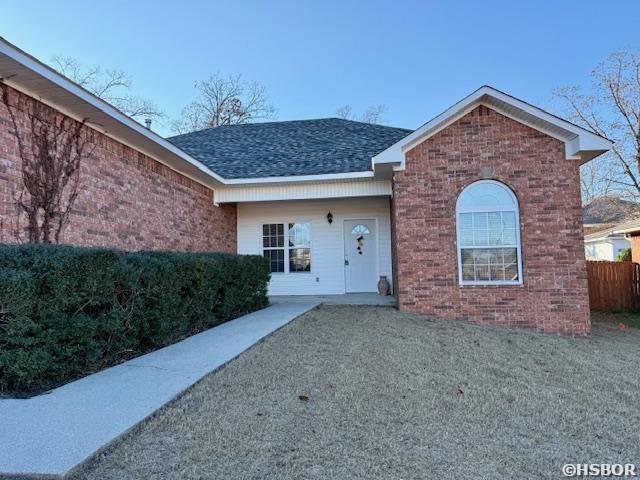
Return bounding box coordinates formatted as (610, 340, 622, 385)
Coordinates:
(372, 85, 613, 170)
(223, 170, 374, 185)
(0, 37, 227, 186)
(614, 225, 640, 235)
(584, 235, 620, 243)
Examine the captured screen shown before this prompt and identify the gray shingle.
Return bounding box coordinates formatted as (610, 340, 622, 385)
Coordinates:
(167, 118, 412, 179)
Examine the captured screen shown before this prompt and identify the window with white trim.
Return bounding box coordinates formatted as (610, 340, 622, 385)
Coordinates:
(288, 222, 311, 272)
(262, 222, 311, 273)
(456, 181, 522, 285)
(263, 224, 285, 273)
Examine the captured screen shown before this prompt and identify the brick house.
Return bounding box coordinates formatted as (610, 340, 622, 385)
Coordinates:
(0, 37, 612, 334)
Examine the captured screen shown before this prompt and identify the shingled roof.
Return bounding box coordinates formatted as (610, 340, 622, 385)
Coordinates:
(167, 118, 412, 179)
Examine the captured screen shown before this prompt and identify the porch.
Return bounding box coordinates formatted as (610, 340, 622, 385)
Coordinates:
(235, 196, 394, 296)
(270, 292, 396, 306)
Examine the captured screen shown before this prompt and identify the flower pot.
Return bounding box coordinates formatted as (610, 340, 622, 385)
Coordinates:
(377, 275, 390, 296)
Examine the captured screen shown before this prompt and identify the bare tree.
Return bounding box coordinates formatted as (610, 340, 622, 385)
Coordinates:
(0, 82, 93, 243)
(335, 104, 387, 124)
(554, 50, 640, 202)
(171, 74, 276, 134)
(51, 56, 163, 123)
(580, 156, 616, 202)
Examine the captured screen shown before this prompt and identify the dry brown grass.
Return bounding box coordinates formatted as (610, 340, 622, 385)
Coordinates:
(72, 306, 640, 480)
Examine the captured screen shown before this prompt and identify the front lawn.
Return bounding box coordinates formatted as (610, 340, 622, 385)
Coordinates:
(73, 306, 640, 480)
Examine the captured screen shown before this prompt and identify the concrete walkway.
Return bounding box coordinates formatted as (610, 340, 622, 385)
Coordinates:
(0, 301, 318, 479)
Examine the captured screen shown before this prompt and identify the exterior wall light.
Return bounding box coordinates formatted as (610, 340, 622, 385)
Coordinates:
(327, 212, 333, 224)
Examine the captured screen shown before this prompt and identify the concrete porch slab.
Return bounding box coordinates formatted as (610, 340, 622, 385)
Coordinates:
(0, 301, 318, 479)
(270, 293, 396, 306)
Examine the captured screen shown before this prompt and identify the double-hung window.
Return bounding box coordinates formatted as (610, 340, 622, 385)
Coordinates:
(262, 224, 285, 273)
(456, 180, 522, 285)
(262, 222, 311, 273)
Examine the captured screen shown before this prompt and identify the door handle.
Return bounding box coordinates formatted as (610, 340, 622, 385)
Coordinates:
(344, 259, 349, 266)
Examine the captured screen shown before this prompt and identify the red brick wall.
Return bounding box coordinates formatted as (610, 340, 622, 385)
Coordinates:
(629, 236, 640, 263)
(0, 85, 236, 252)
(392, 105, 590, 334)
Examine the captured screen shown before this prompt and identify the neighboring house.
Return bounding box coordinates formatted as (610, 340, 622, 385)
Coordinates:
(611, 219, 640, 263)
(0, 37, 613, 334)
(584, 228, 630, 261)
(581, 196, 638, 259)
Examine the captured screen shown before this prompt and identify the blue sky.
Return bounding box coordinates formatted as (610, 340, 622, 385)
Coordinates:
(2, 0, 639, 136)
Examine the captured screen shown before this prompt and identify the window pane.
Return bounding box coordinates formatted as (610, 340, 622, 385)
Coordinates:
(475, 264, 490, 281)
(462, 263, 475, 281)
(289, 248, 311, 272)
(351, 224, 371, 235)
(263, 223, 284, 248)
(458, 182, 515, 207)
(505, 262, 519, 281)
(488, 228, 502, 246)
(460, 247, 519, 283)
(473, 212, 488, 229)
(502, 211, 516, 228)
(263, 249, 284, 273)
(503, 228, 517, 245)
(474, 229, 488, 246)
(459, 213, 473, 229)
(459, 228, 474, 247)
(288, 223, 310, 248)
(488, 212, 502, 229)
(503, 247, 517, 266)
(490, 263, 506, 281)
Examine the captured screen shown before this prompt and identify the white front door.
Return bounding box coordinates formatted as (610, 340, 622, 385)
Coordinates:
(344, 219, 377, 292)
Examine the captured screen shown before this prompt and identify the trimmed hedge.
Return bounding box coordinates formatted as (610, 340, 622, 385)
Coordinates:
(0, 244, 270, 396)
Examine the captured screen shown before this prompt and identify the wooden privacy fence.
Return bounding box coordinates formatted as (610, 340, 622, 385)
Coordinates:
(587, 261, 640, 311)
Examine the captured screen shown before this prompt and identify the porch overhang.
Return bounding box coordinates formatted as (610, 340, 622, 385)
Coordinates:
(214, 178, 392, 203)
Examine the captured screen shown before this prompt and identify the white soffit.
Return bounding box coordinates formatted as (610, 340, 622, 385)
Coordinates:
(372, 85, 613, 170)
(215, 179, 392, 203)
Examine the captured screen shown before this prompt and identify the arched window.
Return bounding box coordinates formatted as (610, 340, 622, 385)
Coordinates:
(456, 180, 522, 285)
(351, 224, 371, 235)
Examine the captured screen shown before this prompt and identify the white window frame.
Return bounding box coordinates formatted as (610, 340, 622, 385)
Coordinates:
(455, 180, 523, 286)
(262, 223, 286, 274)
(261, 221, 312, 275)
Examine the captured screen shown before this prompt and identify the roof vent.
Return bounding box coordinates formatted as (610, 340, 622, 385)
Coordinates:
(144, 118, 152, 130)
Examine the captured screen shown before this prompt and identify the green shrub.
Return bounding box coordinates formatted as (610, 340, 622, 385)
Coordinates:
(617, 247, 632, 262)
(0, 244, 269, 395)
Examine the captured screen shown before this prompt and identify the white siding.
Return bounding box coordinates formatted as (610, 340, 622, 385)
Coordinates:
(584, 237, 630, 261)
(237, 197, 392, 295)
(612, 238, 631, 259)
(585, 241, 613, 260)
(216, 179, 391, 203)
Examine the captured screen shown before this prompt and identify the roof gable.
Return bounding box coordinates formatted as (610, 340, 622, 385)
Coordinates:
(372, 86, 613, 174)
